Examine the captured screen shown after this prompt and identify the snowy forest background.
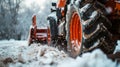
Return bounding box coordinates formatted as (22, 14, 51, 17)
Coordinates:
(0, 0, 57, 40)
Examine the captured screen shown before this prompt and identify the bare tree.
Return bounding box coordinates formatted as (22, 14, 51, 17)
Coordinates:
(0, 0, 22, 40)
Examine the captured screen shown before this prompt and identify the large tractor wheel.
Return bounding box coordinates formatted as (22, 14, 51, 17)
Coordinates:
(66, 1, 116, 57)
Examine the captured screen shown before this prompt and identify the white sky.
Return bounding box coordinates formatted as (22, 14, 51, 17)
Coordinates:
(24, 0, 46, 9)
(24, 0, 46, 6)
(24, 0, 57, 9)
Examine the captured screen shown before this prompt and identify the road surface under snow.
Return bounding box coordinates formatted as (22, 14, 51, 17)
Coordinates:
(0, 40, 120, 67)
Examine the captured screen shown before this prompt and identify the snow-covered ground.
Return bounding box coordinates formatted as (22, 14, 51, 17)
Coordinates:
(0, 40, 120, 67)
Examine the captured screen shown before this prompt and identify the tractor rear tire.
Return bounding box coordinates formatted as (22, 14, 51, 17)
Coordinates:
(66, 2, 116, 57)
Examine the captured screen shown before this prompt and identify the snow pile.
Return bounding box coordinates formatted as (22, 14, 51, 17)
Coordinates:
(0, 40, 120, 67)
(8, 43, 71, 67)
(0, 40, 71, 67)
(59, 49, 117, 67)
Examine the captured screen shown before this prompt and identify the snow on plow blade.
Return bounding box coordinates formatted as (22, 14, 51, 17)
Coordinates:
(28, 15, 51, 46)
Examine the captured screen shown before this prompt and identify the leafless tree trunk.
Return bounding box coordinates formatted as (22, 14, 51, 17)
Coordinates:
(0, 0, 22, 40)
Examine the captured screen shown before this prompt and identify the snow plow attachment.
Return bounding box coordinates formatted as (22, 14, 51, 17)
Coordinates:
(28, 15, 51, 46)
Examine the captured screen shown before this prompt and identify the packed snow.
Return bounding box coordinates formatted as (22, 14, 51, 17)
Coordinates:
(0, 40, 120, 67)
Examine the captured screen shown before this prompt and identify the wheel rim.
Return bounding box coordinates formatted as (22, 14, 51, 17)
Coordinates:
(70, 12, 82, 54)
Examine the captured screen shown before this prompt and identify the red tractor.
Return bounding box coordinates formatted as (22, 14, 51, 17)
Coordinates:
(47, 0, 120, 57)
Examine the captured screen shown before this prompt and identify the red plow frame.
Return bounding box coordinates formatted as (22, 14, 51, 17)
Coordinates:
(28, 15, 51, 45)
